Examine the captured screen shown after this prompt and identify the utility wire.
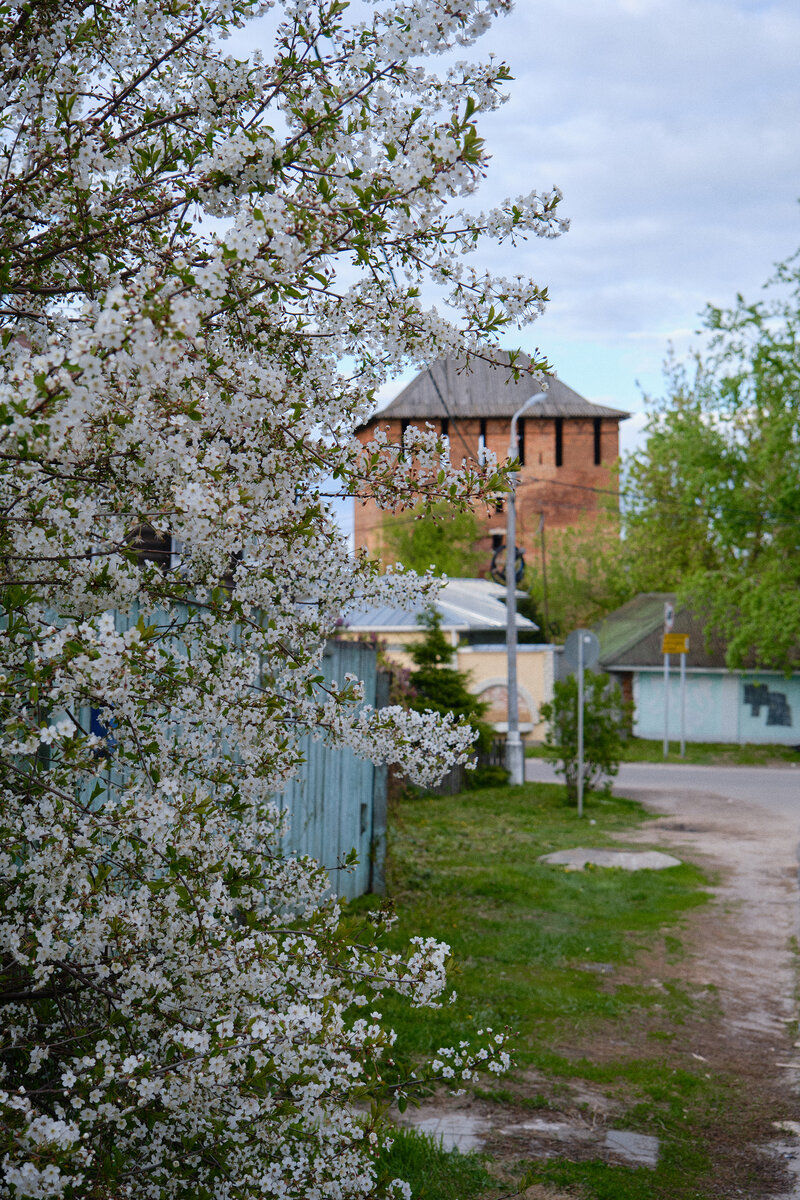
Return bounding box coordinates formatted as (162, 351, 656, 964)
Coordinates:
(338, 473, 800, 527)
(424, 361, 476, 463)
(342, 460, 800, 527)
(358, 494, 597, 533)
(515, 472, 800, 527)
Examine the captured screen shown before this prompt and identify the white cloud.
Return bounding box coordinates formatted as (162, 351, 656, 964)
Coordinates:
(241, 1, 800, 448)
(463, 0, 797, 348)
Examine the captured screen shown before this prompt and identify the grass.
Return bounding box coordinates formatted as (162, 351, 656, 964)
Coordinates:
(526, 738, 800, 766)
(352, 783, 709, 1063)
(377, 1128, 493, 1200)
(349, 782, 787, 1199)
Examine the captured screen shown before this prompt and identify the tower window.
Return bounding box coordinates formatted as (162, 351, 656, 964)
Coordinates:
(554, 418, 563, 468)
(478, 417, 488, 465)
(593, 418, 602, 466)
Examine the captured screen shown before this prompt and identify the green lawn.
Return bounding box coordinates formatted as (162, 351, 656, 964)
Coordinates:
(526, 738, 800, 766)
(352, 783, 790, 1199)
(377, 1128, 493, 1200)
(359, 784, 708, 1061)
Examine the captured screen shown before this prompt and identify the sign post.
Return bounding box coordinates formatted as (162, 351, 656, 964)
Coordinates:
(577, 631, 584, 818)
(680, 649, 686, 758)
(563, 629, 600, 818)
(662, 603, 675, 759)
(661, 629, 690, 759)
(663, 651, 670, 758)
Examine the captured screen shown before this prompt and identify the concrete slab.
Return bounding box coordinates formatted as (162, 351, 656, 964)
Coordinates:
(539, 847, 681, 871)
(499, 1117, 597, 1144)
(766, 1139, 800, 1199)
(604, 1129, 660, 1166)
(397, 1110, 489, 1153)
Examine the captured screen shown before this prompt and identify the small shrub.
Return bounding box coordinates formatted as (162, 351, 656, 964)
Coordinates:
(405, 609, 496, 760)
(469, 762, 510, 789)
(539, 672, 632, 802)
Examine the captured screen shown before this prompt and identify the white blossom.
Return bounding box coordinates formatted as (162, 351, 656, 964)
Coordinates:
(0, 0, 558, 1194)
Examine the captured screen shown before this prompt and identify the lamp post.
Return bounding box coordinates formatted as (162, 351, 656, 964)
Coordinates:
(505, 393, 544, 785)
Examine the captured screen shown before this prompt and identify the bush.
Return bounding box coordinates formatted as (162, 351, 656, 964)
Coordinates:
(539, 672, 632, 802)
(469, 762, 511, 789)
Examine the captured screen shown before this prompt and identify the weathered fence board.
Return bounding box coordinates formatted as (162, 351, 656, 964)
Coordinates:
(75, 611, 386, 901)
(277, 641, 386, 900)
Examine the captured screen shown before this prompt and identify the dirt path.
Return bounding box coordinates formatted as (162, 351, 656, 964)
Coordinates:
(616, 784, 799, 1057)
(613, 785, 800, 1196)
(400, 784, 800, 1198)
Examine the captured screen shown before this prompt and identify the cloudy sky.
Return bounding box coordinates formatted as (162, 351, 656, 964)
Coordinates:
(461, 0, 800, 454)
(232, 0, 800, 528)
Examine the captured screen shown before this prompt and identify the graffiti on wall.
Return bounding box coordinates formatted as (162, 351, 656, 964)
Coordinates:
(743, 683, 793, 727)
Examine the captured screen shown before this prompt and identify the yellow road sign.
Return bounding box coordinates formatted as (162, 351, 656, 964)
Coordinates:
(662, 633, 689, 655)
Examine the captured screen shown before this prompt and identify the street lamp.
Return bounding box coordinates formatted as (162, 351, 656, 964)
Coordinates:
(505, 392, 545, 785)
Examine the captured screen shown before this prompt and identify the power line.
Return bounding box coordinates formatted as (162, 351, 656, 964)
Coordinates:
(353, 301, 800, 531)
(343, 459, 800, 528)
(336, 472, 800, 530)
(519, 472, 800, 527)
(376, 245, 475, 462)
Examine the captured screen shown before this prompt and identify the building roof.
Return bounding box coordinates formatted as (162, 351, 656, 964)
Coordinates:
(370, 352, 629, 423)
(345, 577, 537, 634)
(595, 592, 732, 670)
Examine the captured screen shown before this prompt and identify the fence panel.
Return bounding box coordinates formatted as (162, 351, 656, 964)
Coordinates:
(277, 641, 386, 900)
(73, 613, 386, 901)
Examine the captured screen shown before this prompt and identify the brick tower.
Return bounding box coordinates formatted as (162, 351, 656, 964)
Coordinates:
(354, 351, 629, 572)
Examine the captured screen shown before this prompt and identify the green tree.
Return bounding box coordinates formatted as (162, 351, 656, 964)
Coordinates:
(523, 515, 641, 641)
(539, 673, 630, 803)
(405, 608, 492, 751)
(625, 253, 800, 670)
(384, 501, 485, 577)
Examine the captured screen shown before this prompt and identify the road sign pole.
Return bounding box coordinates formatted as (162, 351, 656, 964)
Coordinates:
(577, 631, 584, 819)
(679, 651, 686, 759)
(663, 652, 670, 759)
(661, 629, 690, 760)
(662, 601, 674, 761)
(561, 629, 599, 817)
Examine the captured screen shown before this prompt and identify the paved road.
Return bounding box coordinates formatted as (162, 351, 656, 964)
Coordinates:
(525, 759, 800, 819)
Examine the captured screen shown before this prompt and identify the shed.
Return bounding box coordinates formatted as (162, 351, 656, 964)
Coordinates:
(596, 593, 800, 746)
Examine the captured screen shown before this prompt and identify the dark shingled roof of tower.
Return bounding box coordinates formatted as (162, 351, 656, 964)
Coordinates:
(371, 352, 630, 421)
